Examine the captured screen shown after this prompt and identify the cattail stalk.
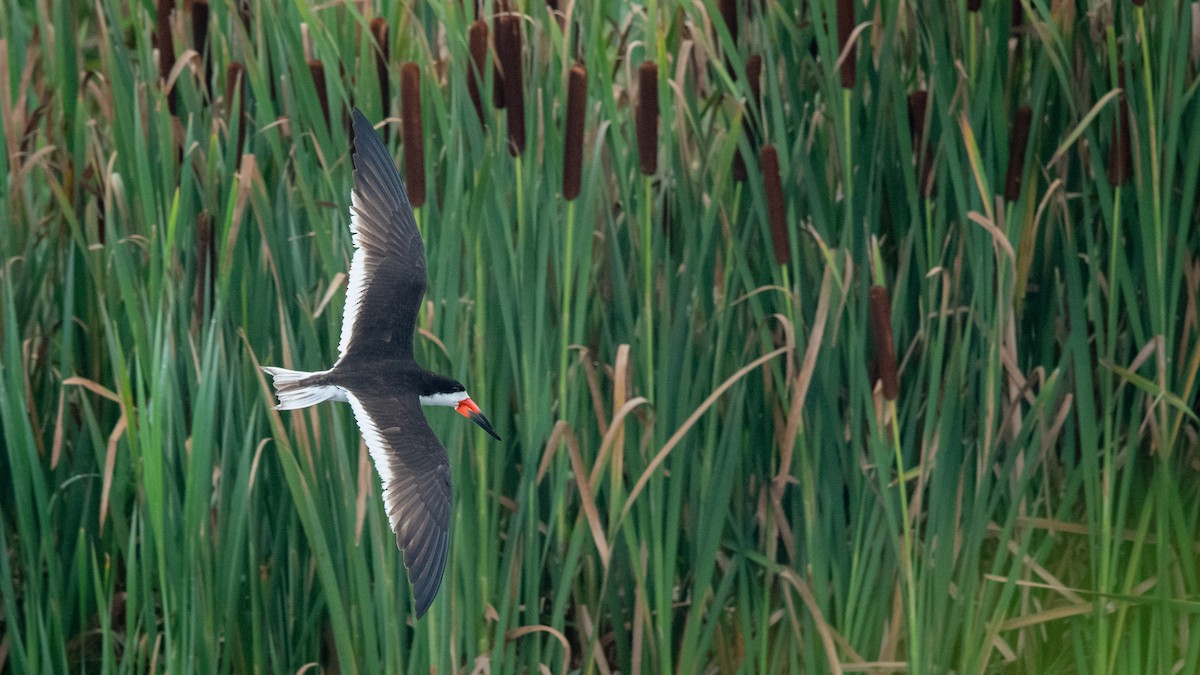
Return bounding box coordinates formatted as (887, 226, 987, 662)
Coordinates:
(760, 145, 789, 265)
(636, 60, 660, 399)
(563, 65, 587, 201)
(837, 0, 856, 89)
(400, 62, 426, 209)
(467, 20, 488, 124)
(225, 62, 246, 156)
(308, 60, 329, 128)
(370, 18, 390, 111)
(868, 285, 898, 400)
(498, 15, 525, 155)
(636, 61, 658, 175)
(1003, 105, 1032, 201)
(558, 65, 587, 409)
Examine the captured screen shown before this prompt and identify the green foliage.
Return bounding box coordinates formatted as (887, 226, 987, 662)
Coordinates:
(2, 0, 1198, 672)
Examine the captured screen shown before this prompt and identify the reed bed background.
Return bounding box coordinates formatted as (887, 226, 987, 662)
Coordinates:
(2, 0, 1199, 672)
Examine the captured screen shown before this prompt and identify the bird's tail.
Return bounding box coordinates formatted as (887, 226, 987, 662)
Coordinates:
(262, 367, 343, 410)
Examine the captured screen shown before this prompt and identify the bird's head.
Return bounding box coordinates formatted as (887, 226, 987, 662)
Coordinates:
(419, 375, 501, 441)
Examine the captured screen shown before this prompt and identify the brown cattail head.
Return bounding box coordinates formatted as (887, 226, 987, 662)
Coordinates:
(1003, 105, 1032, 201)
(760, 145, 789, 265)
(868, 285, 899, 400)
(732, 144, 748, 182)
(1107, 82, 1131, 187)
(225, 62, 246, 155)
(156, 0, 176, 112)
(467, 20, 488, 124)
(498, 15, 525, 155)
(907, 89, 934, 197)
(308, 60, 329, 128)
(719, 0, 738, 42)
(192, 0, 210, 88)
(156, 0, 173, 81)
(1131, 0, 1144, 5)
(193, 210, 215, 324)
(733, 55, 764, 183)
(492, 3, 508, 108)
(746, 54, 763, 105)
(191, 1, 208, 52)
(400, 62, 426, 209)
(370, 19, 390, 111)
(1011, 0, 1023, 28)
(563, 65, 587, 201)
(636, 60, 659, 175)
(837, 0, 856, 89)
(967, 0, 981, 11)
(236, 0, 251, 33)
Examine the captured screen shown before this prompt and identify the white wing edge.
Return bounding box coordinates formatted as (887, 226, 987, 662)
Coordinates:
(344, 391, 399, 534)
(338, 193, 370, 357)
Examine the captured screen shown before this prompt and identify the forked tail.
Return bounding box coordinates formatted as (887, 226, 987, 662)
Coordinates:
(261, 367, 346, 410)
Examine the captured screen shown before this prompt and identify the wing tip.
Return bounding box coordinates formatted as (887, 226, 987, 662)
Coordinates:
(400, 527, 449, 619)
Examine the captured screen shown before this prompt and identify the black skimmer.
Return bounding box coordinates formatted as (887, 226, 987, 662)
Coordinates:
(262, 108, 500, 618)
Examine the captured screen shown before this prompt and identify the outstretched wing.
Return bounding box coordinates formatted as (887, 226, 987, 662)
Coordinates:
(339, 108, 427, 360)
(344, 391, 451, 617)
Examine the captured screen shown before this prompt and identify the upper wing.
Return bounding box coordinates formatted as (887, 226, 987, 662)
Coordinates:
(344, 390, 452, 618)
(338, 109, 427, 360)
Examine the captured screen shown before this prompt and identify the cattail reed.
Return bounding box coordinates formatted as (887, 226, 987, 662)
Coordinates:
(308, 60, 329, 128)
(760, 145, 789, 265)
(907, 89, 933, 197)
(837, 0, 855, 89)
(192, 0, 211, 89)
(498, 15, 525, 155)
(1003, 105, 1032, 201)
(467, 20, 488, 124)
(636, 61, 659, 175)
(400, 62, 426, 209)
(563, 65, 587, 201)
(225, 62, 246, 156)
(156, 0, 176, 112)
(1107, 82, 1131, 187)
(370, 18, 389, 110)
(868, 285, 899, 400)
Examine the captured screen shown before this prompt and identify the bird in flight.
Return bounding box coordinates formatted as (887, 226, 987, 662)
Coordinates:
(263, 108, 501, 618)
